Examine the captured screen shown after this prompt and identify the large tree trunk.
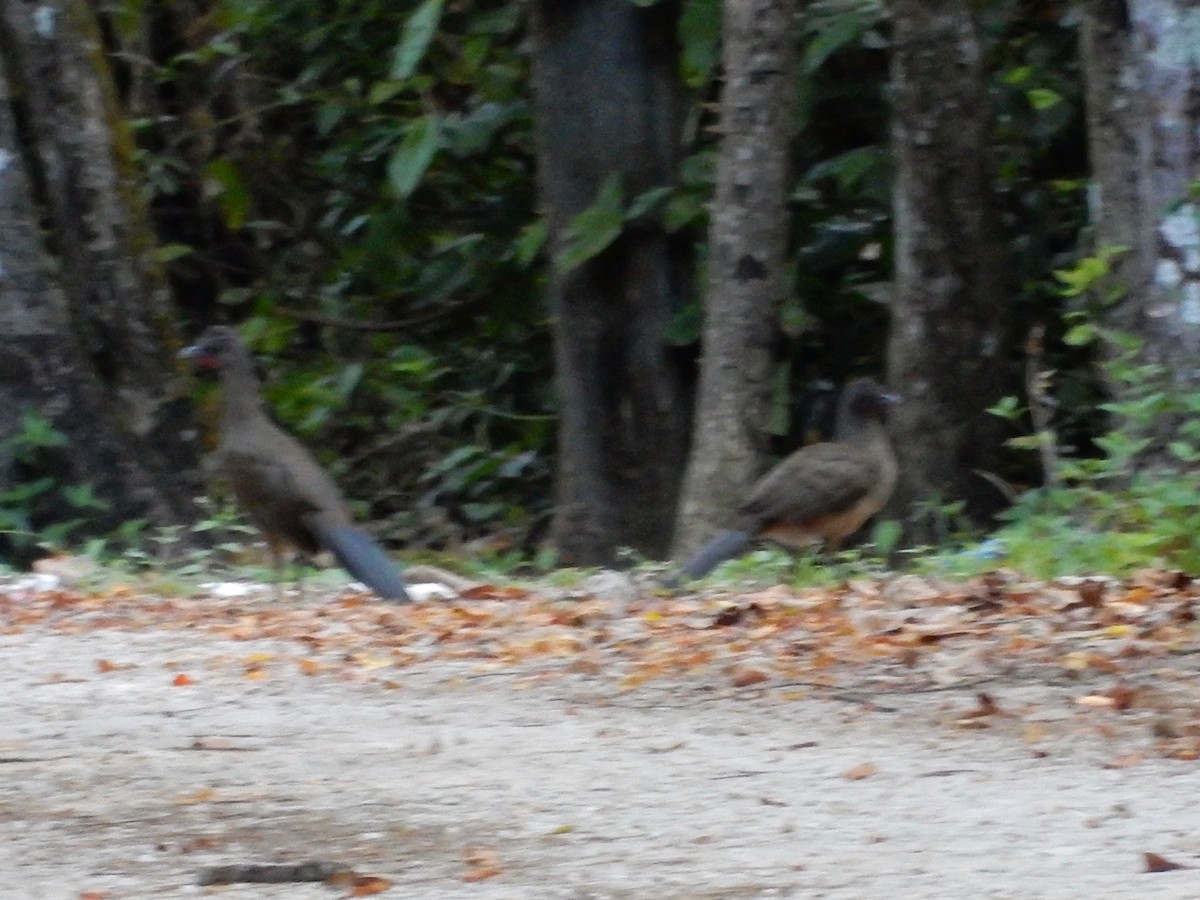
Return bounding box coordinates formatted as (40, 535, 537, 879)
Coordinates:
(0, 0, 199, 556)
(672, 0, 797, 557)
(884, 0, 1016, 541)
(530, 0, 692, 565)
(1081, 0, 1200, 457)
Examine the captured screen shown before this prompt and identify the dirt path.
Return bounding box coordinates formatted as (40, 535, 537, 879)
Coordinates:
(2, 608, 1199, 899)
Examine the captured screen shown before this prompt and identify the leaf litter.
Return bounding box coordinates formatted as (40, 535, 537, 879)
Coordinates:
(4, 566, 1200, 891)
(4, 567, 1200, 761)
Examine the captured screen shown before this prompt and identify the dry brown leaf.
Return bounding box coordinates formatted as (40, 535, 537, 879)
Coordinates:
(731, 667, 770, 688)
(843, 762, 878, 781)
(349, 875, 394, 896)
(462, 866, 503, 883)
(172, 673, 194, 687)
(1144, 852, 1189, 872)
(1107, 682, 1138, 711)
(1021, 723, 1047, 744)
(1103, 751, 1145, 769)
(173, 787, 217, 805)
(459, 584, 529, 601)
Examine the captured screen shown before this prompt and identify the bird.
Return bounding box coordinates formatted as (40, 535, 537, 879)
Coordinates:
(180, 326, 410, 602)
(677, 377, 898, 581)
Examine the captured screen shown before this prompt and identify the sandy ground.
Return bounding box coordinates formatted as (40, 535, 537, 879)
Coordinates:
(2, 603, 1200, 899)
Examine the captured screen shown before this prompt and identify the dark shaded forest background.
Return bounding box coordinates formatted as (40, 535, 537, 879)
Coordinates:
(1, 0, 1199, 576)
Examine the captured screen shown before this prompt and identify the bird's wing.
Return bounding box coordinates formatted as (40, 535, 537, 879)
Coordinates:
(738, 443, 879, 530)
(217, 446, 331, 552)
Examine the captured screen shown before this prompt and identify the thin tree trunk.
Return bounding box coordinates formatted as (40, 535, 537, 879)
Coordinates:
(1081, 0, 1200, 457)
(885, 0, 1016, 541)
(673, 0, 797, 558)
(530, 0, 692, 565)
(0, 0, 199, 551)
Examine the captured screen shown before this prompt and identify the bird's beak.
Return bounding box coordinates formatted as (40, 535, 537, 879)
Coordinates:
(179, 344, 219, 370)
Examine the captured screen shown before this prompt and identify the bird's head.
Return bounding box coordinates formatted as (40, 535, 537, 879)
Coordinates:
(179, 326, 248, 373)
(841, 378, 900, 422)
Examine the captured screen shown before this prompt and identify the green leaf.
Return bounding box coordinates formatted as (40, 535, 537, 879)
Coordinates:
(203, 159, 250, 230)
(154, 243, 194, 263)
(367, 80, 405, 104)
(986, 395, 1023, 420)
(1062, 323, 1096, 346)
(387, 116, 441, 198)
(680, 0, 721, 88)
(514, 219, 547, 268)
(555, 175, 624, 272)
(1027, 88, 1062, 110)
(391, 0, 444, 81)
(626, 186, 671, 220)
(1002, 64, 1034, 85)
(803, 13, 864, 73)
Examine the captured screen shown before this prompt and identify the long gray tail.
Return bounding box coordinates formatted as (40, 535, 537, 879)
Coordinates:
(318, 525, 410, 602)
(681, 529, 753, 580)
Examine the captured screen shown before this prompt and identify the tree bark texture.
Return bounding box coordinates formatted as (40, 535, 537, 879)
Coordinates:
(672, 0, 797, 557)
(885, 0, 1016, 539)
(1081, 0, 1200, 437)
(0, 0, 199, 544)
(530, 0, 692, 565)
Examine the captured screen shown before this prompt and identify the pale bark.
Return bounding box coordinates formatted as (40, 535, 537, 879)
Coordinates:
(1081, 0, 1200, 447)
(884, 0, 1016, 539)
(673, 0, 797, 557)
(0, 0, 199, 548)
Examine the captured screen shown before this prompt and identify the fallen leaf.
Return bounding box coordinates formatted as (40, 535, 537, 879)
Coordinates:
(173, 787, 217, 805)
(1107, 682, 1138, 711)
(843, 762, 877, 781)
(1076, 695, 1116, 709)
(1021, 723, 1047, 744)
(1144, 852, 1189, 872)
(349, 875, 394, 896)
(731, 667, 769, 688)
(959, 692, 1001, 719)
(462, 866, 502, 883)
(1103, 751, 1145, 769)
(172, 673, 194, 687)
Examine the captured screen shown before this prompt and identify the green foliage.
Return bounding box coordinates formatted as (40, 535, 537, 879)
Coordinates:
(0, 413, 109, 558)
(119, 0, 550, 548)
(108, 0, 1097, 562)
(979, 247, 1200, 576)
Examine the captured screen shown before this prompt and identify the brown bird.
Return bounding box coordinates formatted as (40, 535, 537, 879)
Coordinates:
(181, 326, 409, 602)
(679, 378, 898, 580)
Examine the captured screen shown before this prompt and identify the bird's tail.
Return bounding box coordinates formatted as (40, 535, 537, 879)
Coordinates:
(680, 529, 753, 581)
(317, 525, 410, 602)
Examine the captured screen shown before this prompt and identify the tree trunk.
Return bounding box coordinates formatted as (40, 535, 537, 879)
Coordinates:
(672, 0, 797, 557)
(0, 0, 199, 555)
(1080, 0, 1200, 454)
(530, 0, 692, 565)
(884, 0, 1016, 541)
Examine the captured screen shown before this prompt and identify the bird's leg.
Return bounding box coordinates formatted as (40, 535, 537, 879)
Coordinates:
(294, 556, 307, 604)
(270, 545, 286, 603)
(266, 539, 289, 603)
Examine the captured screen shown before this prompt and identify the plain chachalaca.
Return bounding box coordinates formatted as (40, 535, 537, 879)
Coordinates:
(679, 378, 898, 581)
(181, 326, 409, 602)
